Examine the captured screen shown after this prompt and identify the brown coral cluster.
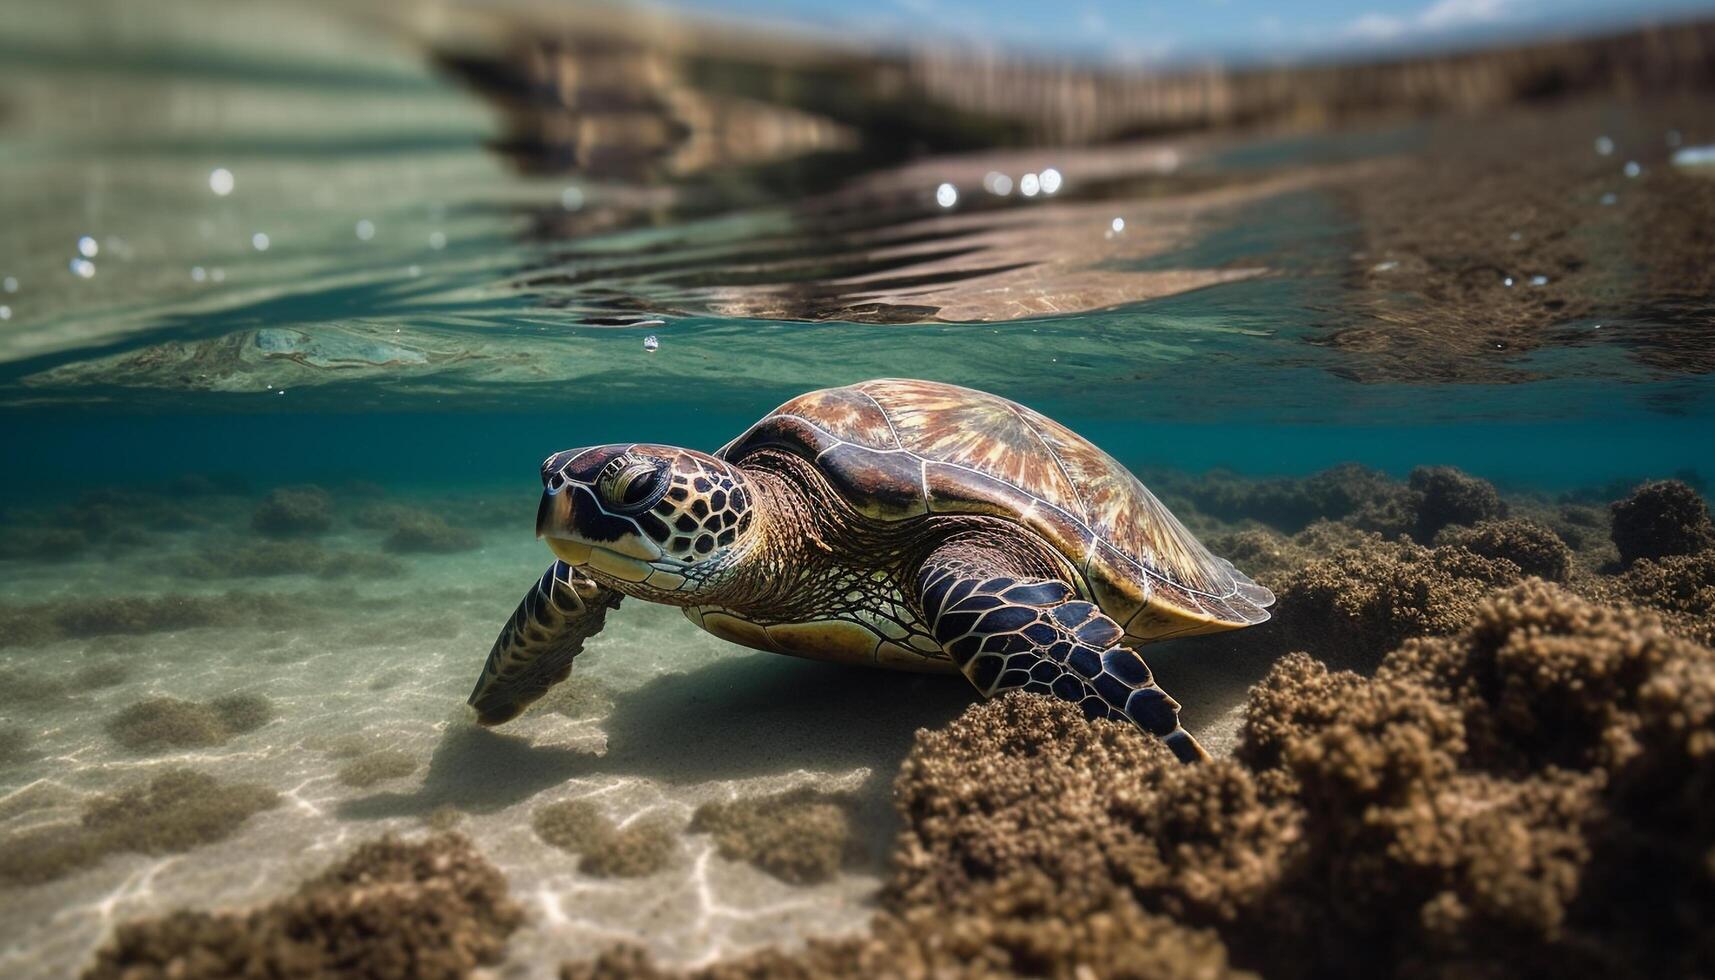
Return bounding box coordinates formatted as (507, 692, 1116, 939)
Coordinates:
(83, 834, 524, 980)
(689, 787, 860, 885)
(0, 769, 279, 886)
(533, 800, 679, 878)
(567, 582, 1715, 979)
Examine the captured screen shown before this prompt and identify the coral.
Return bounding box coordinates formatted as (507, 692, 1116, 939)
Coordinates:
(106, 694, 275, 752)
(689, 788, 859, 884)
(1266, 535, 1521, 667)
(570, 581, 1715, 979)
(579, 819, 677, 879)
(1207, 520, 1371, 585)
(565, 890, 1252, 980)
(1583, 551, 1715, 645)
(889, 693, 1294, 927)
(1384, 581, 1713, 772)
(1168, 464, 1406, 532)
(1407, 466, 1506, 540)
(382, 513, 480, 555)
(1435, 518, 1572, 581)
(533, 800, 611, 852)
(0, 769, 277, 886)
(534, 800, 678, 878)
(1609, 480, 1715, 567)
(336, 750, 419, 788)
(83, 833, 523, 980)
(250, 486, 333, 537)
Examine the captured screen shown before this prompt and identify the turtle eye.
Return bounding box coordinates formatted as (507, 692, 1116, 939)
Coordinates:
(599, 458, 669, 513)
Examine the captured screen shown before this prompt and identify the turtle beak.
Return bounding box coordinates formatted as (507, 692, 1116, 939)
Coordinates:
(535, 489, 569, 540)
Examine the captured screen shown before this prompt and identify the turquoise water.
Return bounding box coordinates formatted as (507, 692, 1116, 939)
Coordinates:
(2, 1, 1713, 976)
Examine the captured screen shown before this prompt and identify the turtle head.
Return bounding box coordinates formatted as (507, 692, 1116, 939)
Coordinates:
(535, 444, 759, 595)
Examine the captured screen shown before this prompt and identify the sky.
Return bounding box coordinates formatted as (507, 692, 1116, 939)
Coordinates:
(657, 0, 1715, 65)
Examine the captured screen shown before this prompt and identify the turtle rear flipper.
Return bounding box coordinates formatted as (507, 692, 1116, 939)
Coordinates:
(468, 561, 621, 725)
(916, 539, 1210, 763)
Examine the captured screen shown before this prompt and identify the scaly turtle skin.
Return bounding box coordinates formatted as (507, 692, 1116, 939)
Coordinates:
(468, 379, 1273, 762)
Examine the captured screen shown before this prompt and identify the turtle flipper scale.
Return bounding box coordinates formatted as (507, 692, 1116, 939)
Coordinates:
(916, 542, 1210, 764)
(467, 561, 621, 726)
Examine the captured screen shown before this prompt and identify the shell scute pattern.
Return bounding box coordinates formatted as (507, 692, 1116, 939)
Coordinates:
(721, 380, 1272, 633)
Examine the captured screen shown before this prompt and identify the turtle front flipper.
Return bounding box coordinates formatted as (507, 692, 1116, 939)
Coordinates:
(468, 561, 622, 726)
(915, 541, 1210, 763)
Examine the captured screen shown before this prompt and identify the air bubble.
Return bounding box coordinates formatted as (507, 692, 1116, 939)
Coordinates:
(209, 168, 235, 196)
(643, 335, 661, 353)
(935, 183, 958, 208)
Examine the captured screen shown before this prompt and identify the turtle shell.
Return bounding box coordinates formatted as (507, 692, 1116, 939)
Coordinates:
(718, 379, 1274, 640)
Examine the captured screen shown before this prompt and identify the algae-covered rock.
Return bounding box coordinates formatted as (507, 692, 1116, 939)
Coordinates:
(106, 694, 276, 752)
(0, 592, 306, 649)
(336, 749, 418, 788)
(567, 581, 1715, 979)
(1585, 550, 1715, 645)
(0, 769, 278, 886)
(690, 788, 859, 884)
(83, 833, 522, 980)
(1435, 517, 1572, 581)
(250, 486, 333, 537)
(1408, 465, 1507, 540)
(381, 513, 480, 555)
(533, 800, 677, 878)
(1267, 535, 1521, 666)
(1609, 480, 1715, 567)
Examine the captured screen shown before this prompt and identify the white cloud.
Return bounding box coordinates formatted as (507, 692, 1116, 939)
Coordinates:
(1345, 13, 1408, 39)
(1419, 0, 1512, 29)
(1343, 0, 1521, 41)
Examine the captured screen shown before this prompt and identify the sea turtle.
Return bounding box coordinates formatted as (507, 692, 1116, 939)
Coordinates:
(468, 379, 1274, 762)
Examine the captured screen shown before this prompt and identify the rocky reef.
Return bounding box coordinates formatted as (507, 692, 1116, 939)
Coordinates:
(0, 592, 308, 649)
(251, 486, 335, 537)
(0, 769, 278, 886)
(554, 466, 1714, 979)
(336, 749, 420, 788)
(1609, 479, 1715, 567)
(106, 693, 275, 752)
(533, 800, 678, 878)
(565, 580, 1713, 979)
(83, 834, 523, 980)
(688, 788, 859, 885)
